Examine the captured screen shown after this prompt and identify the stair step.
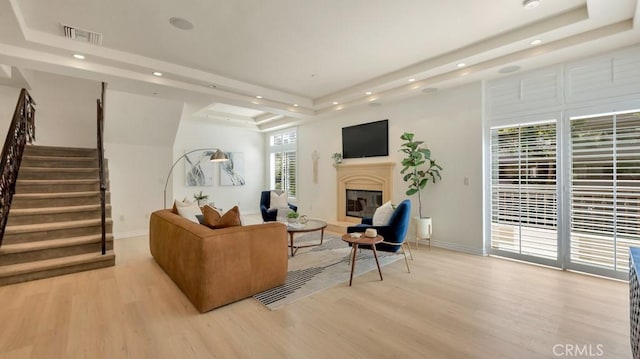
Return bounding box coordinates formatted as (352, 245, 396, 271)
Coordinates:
(17, 167, 99, 180)
(21, 155, 98, 168)
(16, 179, 103, 193)
(0, 251, 115, 286)
(1, 234, 114, 254)
(6, 218, 113, 234)
(3, 219, 113, 244)
(10, 191, 110, 208)
(7, 204, 112, 226)
(0, 234, 114, 266)
(24, 145, 97, 158)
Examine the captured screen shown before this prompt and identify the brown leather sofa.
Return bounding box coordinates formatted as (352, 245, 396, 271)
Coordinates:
(149, 209, 288, 312)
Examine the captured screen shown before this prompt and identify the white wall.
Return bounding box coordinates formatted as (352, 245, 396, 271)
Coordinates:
(28, 71, 100, 147)
(296, 82, 484, 254)
(0, 84, 20, 135)
(104, 90, 183, 238)
(172, 115, 265, 215)
(0, 72, 99, 148)
(105, 143, 170, 238)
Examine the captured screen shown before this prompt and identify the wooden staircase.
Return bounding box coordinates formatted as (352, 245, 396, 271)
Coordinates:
(0, 145, 115, 285)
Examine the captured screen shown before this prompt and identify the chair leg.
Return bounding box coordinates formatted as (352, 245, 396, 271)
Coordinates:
(404, 242, 414, 260)
(401, 245, 411, 273)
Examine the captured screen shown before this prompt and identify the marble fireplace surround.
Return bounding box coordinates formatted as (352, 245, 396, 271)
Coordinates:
(336, 162, 395, 223)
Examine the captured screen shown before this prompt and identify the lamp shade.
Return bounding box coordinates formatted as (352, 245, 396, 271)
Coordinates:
(210, 149, 229, 162)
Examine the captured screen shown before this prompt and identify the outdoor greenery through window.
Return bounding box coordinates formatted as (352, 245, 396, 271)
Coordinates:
(490, 121, 558, 260)
(269, 129, 297, 198)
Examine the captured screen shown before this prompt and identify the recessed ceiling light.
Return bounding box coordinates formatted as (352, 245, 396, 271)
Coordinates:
(498, 65, 521, 74)
(293, 104, 299, 107)
(256, 95, 262, 99)
(523, 0, 540, 10)
(365, 91, 372, 95)
(333, 101, 339, 105)
(169, 17, 195, 30)
(530, 39, 542, 45)
(457, 63, 466, 68)
(73, 54, 85, 60)
(368, 98, 377, 102)
(408, 78, 416, 82)
(421, 87, 438, 94)
(152, 71, 163, 77)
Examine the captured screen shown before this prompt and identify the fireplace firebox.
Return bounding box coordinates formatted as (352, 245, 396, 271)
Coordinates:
(346, 189, 382, 218)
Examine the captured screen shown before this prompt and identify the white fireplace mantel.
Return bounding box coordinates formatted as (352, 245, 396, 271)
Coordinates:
(336, 162, 395, 223)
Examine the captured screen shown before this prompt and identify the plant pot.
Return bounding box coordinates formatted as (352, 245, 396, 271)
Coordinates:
(288, 217, 298, 224)
(197, 199, 207, 206)
(414, 216, 432, 249)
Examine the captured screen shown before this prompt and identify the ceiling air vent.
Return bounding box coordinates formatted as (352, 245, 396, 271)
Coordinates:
(62, 24, 103, 45)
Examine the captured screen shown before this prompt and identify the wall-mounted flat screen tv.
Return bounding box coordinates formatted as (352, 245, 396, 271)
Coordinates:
(342, 119, 389, 159)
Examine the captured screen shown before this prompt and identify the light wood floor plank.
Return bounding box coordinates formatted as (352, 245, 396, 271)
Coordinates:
(0, 233, 630, 358)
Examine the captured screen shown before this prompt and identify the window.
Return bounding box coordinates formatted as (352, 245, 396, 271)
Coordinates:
(269, 129, 297, 198)
(490, 121, 558, 261)
(570, 110, 640, 273)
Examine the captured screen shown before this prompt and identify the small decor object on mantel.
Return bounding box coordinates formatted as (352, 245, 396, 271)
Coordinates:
(332, 152, 343, 167)
(193, 191, 209, 206)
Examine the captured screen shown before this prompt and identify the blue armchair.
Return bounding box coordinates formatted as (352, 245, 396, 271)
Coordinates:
(260, 190, 298, 222)
(347, 199, 413, 272)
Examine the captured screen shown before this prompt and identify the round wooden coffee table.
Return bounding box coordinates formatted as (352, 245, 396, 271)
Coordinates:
(287, 219, 327, 257)
(341, 233, 384, 286)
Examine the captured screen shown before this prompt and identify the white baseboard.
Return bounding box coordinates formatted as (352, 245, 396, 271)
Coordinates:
(429, 239, 486, 256)
(114, 229, 148, 239)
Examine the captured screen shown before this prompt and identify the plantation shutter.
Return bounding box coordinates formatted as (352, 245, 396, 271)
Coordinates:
(270, 129, 297, 198)
(490, 121, 558, 260)
(570, 111, 640, 272)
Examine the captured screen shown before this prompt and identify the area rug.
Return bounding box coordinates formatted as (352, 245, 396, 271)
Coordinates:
(253, 232, 401, 310)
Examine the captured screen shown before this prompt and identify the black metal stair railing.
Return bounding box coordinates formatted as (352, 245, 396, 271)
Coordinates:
(0, 89, 36, 246)
(97, 82, 107, 255)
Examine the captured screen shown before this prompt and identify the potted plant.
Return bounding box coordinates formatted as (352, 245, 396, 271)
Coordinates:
(399, 132, 442, 243)
(287, 210, 300, 224)
(332, 152, 343, 167)
(193, 190, 209, 206)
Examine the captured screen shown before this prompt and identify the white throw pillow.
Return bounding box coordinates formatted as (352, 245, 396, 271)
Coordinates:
(372, 201, 394, 226)
(269, 191, 289, 210)
(177, 201, 202, 223)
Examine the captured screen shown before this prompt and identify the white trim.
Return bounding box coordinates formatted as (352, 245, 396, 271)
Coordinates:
(431, 240, 486, 256)
(114, 230, 148, 239)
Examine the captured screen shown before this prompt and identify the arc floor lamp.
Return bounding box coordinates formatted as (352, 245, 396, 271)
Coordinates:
(163, 148, 229, 208)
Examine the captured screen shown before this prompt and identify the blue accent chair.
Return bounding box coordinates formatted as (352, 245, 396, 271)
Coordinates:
(347, 199, 413, 272)
(260, 190, 298, 222)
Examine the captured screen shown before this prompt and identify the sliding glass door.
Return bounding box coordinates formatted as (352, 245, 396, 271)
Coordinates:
(568, 111, 640, 278)
(490, 121, 558, 265)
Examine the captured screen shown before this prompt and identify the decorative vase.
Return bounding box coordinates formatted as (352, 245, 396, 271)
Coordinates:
(288, 217, 298, 224)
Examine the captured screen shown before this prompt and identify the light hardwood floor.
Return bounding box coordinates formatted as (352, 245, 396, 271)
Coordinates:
(0, 231, 630, 358)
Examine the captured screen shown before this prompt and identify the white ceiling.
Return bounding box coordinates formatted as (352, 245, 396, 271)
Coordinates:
(0, 0, 638, 131)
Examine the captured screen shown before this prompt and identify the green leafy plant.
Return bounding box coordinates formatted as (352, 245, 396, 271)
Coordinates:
(332, 152, 343, 166)
(399, 132, 442, 218)
(193, 190, 208, 202)
(287, 211, 299, 219)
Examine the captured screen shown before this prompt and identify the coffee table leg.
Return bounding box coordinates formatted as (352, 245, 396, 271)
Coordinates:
(372, 245, 383, 281)
(289, 232, 295, 257)
(320, 228, 324, 245)
(349, 244, 358, 286)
